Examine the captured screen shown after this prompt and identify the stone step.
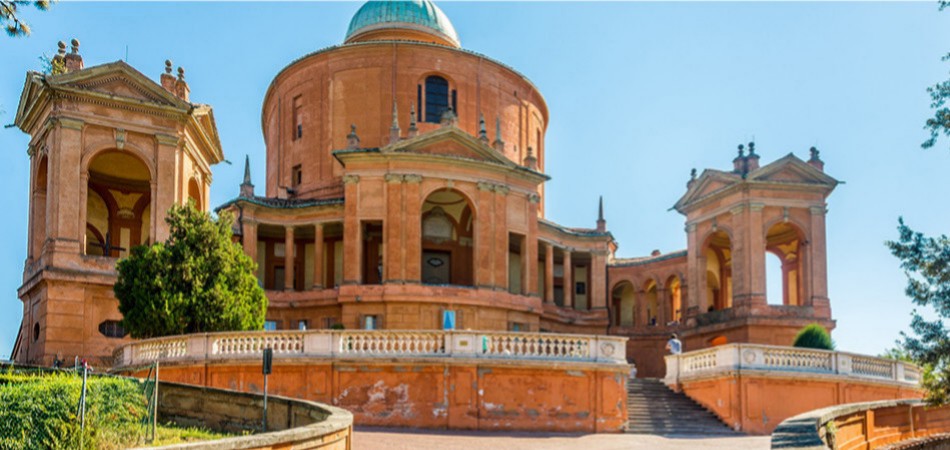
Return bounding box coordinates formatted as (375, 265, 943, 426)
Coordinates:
(625, 378, 741, 436)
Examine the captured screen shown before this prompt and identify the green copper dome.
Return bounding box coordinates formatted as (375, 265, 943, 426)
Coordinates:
(345, 1, 460, 47)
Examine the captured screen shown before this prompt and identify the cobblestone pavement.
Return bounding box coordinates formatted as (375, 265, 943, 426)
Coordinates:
(353, 428, 773, 450)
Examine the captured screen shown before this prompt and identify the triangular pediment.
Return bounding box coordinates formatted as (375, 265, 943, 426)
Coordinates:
(382, 126, 516, 167)
(748, 153, 839, 187)
(673, 170, 741, 213)
(48, 61, 189, 109)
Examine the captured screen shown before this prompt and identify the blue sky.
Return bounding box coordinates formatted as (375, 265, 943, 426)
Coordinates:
(1, 1, 948, 358)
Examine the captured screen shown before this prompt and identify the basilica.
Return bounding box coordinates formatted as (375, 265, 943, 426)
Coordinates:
(11, 1, 837, 378)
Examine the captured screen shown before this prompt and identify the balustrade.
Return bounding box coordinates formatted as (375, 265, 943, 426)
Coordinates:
(112, 330, 629, 368)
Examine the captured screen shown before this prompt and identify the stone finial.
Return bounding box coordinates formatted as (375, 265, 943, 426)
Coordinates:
(160, 59, 177, 94)
(173, 66, 190, 102)
(240, 155, 255, 198)
(733, 144, 746, 174)
(63, 38, 83, 72)
(651, 249, 661, 257)
(347, 124, 361, 149)
(596, 195, 606, 232)
(746, 141, 760, 171)
(478, 113, 489, 144)
(492, 116, 505, 153)
(808, 146, 824, 171)
(408, 103, 419, 138)
(439, 106, 457, 127)
(523, 146, 538, 170)
(389, 99, 401, 144)
(57, 41, 66, 56)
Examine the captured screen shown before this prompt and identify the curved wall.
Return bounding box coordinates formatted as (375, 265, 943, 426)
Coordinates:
(261, 41, 549, 199)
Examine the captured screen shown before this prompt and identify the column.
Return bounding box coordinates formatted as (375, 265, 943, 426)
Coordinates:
(544, 242, 554, 303)
(809, 205, 830, 311)
(563, 249, 573, 309)
(747, 203, 767, 307)
(243, 220, 258, 279)
(404, 175, 423, 281)
(525, 194, 540, 296)
(284, 225, 294, 291)
(590, 250, 607, 309)
(493, 186, 509, 291)
(342, 175, 360, 284)
(519, 236, 529, 295)
(475, 183, 495, 287)
(384, 174, 404, 283)
(312, 222, 324, 289)
(685, 223, 701, 316)
(154, 133, 181, 243)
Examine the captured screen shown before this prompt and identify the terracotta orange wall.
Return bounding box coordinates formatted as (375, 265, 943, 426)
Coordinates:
(677, 374, 922, 435)
(262, 42, 548, 200)
(136, 360, 627, 433)
(834, 403, 950, 450)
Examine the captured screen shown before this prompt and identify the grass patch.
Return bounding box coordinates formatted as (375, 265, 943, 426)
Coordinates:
(146, 423, 234, 447)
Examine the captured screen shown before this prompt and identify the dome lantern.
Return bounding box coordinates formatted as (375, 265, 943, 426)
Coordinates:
(345, 0, 460, 48)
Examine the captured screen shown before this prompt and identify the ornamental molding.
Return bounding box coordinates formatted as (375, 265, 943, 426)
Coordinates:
(155, 133, 180, 147)
(383, 173, 422, 184)
(58, 117, 84, 130)
(730, 205, 745, 215)
(528, 193, 541, 204)
(809, 205, 827, 215)
(749, 202, 765, 212)
(343, 174, 361, 185)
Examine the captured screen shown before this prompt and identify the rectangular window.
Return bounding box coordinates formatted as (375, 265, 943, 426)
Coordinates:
(297, 320, 308, 330)
(442, 310, 456, 330)
(363, 315, 380, 330)
(417, 85, 423, 122)
(292, 95, 303, 140)
(264, 320, 278, 331)
(292, 165, 302, 189)
(508, 322, 526, 332)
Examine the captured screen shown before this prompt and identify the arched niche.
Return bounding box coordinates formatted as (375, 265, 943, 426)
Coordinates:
(766, 221, 805, 306)
(611, 281, 636, 327)
(703, 230, 732, 312)
(84, 150, 152, 257)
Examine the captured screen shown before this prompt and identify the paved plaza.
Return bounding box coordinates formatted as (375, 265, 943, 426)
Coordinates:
(353, 427, 772, 450)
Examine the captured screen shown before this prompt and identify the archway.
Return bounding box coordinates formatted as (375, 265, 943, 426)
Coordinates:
(667, 275, 682, 324)
(188, 177, 203, 211)
(644, 280, 659, 326)
(85, 151, 152, 257)
(766, 222, 804, 306)
(611, 282, 635, 327)
(703, 230, 732, 312)
(31, 155, 48, 259)
(421, 188, 473, 286)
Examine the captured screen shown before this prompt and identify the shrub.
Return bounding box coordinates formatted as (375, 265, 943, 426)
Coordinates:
(0, 371, 147, 450)
(792, 324, 835, 350)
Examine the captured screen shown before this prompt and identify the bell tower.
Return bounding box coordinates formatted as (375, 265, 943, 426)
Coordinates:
(11, 40, 224, 365)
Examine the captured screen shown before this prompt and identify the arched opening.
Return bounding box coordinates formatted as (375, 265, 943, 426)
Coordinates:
(85, 151, 151, 258)
(766, 222, 804, 306)
(667, 275, 682, 324)
(703, 230, 732, 312)
(644, 280, 659, 326)
(31, 155, 48, 259)
(421, 189, 473, 286)
(188, 177, 203, 211)
(423, 75, 450, 123)
(611, 282, 635, 327)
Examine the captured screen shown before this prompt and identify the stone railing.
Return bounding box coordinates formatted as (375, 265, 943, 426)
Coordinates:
(665, 344, 921, 387)
(770, 399, 950, 450)
(113, 330, 628, 368)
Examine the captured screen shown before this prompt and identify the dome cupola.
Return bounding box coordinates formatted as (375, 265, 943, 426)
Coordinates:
(345, 0, 460, 48)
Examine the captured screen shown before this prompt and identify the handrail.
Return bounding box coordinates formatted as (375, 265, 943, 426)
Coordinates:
(112, 330, 629, 368)
(664, 343, 922, 387)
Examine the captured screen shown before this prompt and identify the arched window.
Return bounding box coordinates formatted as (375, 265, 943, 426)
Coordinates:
(703, 230, 733, 312)
(31, 155, 48, 259)
(424, 75, 449, 123)
(766, 222, 804, 306)
(611, 282, 635, 327)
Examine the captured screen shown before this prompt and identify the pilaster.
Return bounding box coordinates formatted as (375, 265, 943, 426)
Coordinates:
(563, 249, 573, 309)
(284, 225, 295, 291)
(313, 222, 324, 289)
(342, 174, 360, 284)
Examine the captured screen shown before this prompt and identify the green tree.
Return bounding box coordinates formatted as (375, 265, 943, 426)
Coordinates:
(792, 324, 835, 350)
(887, 219, 950, 404)
(115, 202, 267, 338)
(923, 1, 950, 150)
(1, 1, 51, 37)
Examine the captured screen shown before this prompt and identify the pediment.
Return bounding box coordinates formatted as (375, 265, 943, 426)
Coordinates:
(748, 154, 838, 187)
(673, 170, 740, 212)
(383, 126, 515, 167)
(48, 61, 189, 109)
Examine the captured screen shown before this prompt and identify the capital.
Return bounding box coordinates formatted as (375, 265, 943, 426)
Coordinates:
(58, 117, 84, 131)
(155, 133, 180, 147)
(342, 174, 360, 185)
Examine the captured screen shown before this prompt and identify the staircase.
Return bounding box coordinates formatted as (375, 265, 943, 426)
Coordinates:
(626, 378, 742, 435)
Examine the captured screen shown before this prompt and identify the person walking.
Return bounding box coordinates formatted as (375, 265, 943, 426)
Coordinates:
(666, 333, 682, 355)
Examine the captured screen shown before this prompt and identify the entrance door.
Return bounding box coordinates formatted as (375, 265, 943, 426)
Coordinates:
(422, 250, 451, 285)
